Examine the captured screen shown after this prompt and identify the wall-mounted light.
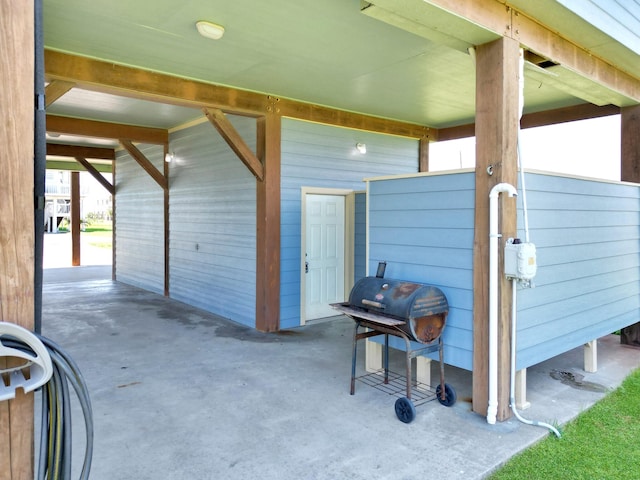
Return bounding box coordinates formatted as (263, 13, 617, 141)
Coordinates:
(356, 143, 367, 154)
(196, 20, 225, 40)
(165, 152, 174, 163)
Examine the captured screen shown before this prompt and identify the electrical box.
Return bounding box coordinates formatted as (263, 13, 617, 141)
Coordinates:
(504, 239, 537, 281)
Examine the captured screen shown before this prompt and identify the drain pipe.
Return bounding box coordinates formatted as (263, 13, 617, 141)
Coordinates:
(487, 182, 518, 425)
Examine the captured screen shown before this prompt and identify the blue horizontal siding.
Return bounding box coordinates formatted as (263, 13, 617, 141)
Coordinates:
(280, 118, 419, 328)
(366, 170, 640, 372)
(115, 144, 165, 294)
(169, 118, 257, 328)
(368, 171, 475, 370)
(515, 172, 640, 370)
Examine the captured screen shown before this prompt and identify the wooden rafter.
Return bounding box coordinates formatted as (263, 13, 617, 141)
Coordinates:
(47, 114, 168, 145)
(202, 107, 264, 181)
(74, 156, 114, 195)
(45, 79, 75, 107)
(119, 140, 168, 190)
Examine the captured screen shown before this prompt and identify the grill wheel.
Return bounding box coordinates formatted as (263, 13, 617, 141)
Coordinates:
(394, 397, 416, 423)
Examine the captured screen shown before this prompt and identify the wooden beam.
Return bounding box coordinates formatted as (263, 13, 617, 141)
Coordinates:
(512, 9, 640, 105)
(47, 143, 115, 160)
(45, 79, 75, 107)
(472, 37, 520, 422)
(47, 114, 168, 145)
(278, 97, 432, 140)
(119, 140, 168, 190)
(202, 107, 264, 181)
(255, 113, 281, 332)
(74, 156, 114, 195)
(420, 0, 640, 104)
(45, 49, 268, 116)
(521, 104, 621, 129)
(0, 1, 35, 478)
(71, 172, 81, 266)
(437, 123, 476, 142)
(437, 103, 621, 142)
(45, 50, 432, 140)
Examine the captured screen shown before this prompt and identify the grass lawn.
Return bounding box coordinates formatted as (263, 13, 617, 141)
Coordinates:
(488, 367, 640, 479)
(82, 221, 112, 249)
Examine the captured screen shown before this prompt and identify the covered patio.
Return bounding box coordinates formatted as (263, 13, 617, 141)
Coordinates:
(41, 266, 640, 479)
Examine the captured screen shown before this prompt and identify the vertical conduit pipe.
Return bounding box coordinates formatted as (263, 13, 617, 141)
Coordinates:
(510, 279, 561, 437)
(487, 182, 518, 425)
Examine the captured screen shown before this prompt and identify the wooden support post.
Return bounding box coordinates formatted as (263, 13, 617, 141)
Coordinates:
(0, 1, 35, 478)
(472, 37, 520, 421)
(515, 369, 530, 410)
(584, 340, 597, 373)
(365, 340, 383, 372)
(255, 111, 281, 332)
(419, 137, 429, 173)
(620, 105, 640, 346)
(416, 356, 432, 390)
(71, 171, 81, 266)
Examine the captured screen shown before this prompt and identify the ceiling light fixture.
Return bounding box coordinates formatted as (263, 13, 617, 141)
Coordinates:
(196, 20, 225, 40)
(356, 143, 367, 154)
(165, 152, 174, 163)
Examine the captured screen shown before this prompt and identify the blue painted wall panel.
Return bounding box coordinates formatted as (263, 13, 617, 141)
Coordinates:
(279, 118, 419, 328)
(367, 171, 476, 370)
(115, 144, 165, 294)
(515, 172, 640, 370)
(365, 170, 640, 372)
(168, 118, 257, 327)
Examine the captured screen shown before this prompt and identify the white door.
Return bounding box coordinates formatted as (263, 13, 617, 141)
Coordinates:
(305, 194, 345, 320)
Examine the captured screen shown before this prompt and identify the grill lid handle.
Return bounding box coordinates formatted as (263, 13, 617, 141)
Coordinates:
(361, 299, 385, 309)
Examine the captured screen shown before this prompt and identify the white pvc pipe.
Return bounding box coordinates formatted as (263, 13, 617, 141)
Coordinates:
(509, 279, 562, 437)
(487, 182, 518, 425)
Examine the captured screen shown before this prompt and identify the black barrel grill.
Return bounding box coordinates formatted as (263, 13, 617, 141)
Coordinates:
(332, 275, 456, 423)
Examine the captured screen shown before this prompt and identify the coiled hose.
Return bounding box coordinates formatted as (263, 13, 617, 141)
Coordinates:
(3, 334, 94, 480)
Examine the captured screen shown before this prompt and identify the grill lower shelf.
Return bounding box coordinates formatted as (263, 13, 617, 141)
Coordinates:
(356, 369, 438, 406)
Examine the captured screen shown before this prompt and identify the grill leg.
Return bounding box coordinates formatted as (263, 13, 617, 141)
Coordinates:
(384, 334, 389, 384)
(402, 335, 412, 400)
(350, 321, 360, 395)
(439, 336, 445, 401)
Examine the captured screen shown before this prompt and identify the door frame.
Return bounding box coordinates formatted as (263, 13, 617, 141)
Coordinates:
(300, 187, 355, 325)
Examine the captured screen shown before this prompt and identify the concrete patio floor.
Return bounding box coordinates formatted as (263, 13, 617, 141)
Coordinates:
(41, 265, 640, 479)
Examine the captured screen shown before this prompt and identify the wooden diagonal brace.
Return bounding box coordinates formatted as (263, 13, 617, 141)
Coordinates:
(45, 80, 75, 107)
(202, 107, 264, 181)
(119, 140, 168, 190)
(74, 157, 115, 195)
